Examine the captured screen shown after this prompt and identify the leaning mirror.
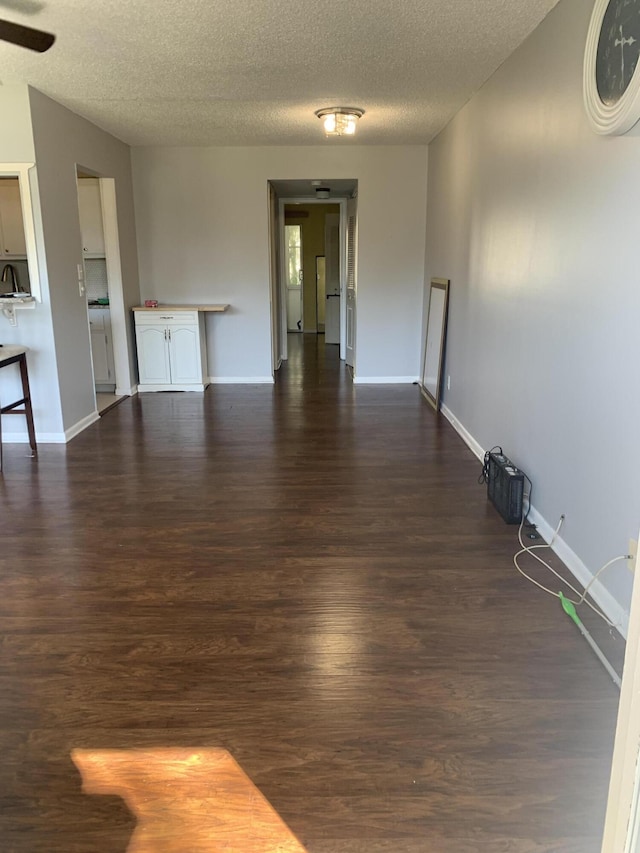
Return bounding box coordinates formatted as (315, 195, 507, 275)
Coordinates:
(420, 278, 450, 411)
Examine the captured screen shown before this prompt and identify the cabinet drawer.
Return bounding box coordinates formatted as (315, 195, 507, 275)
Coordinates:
(88, 312, 105, 331)
(135, 310, 198, 326)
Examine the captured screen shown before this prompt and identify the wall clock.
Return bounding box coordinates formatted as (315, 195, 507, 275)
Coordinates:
(584, 0, 640, 134)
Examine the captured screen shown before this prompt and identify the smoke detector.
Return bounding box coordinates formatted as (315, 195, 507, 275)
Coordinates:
(315, 187, 330, 199)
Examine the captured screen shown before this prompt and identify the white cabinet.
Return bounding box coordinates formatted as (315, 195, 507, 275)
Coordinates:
(0, 179, 27, 257)
(89, 308, 115, 390)
(77, 178, 105, 257)
(134, 310, 208, 392)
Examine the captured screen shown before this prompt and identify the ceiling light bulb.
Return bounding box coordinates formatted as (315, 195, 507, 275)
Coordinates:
(323, 114, 337, 134)
(343, 116, 357, 135)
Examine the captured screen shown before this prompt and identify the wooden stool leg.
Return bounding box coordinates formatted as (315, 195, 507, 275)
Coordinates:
(18, 354, 36, 457)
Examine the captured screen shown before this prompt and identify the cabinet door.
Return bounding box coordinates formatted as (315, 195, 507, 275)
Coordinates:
(0, 180, 27, 256)
(89, 309, 114, 384)
(168, 325, 201, 384)
(136, 326, 170, 384)
(77, 179, 106, 256)
(90, 329, 111, 384)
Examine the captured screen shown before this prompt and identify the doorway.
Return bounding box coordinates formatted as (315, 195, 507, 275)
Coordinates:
(271, 185, 356, 367)
(76, 168, 131, 413)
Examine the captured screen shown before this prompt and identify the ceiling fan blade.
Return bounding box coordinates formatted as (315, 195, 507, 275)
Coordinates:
(0, 18, 54, 52)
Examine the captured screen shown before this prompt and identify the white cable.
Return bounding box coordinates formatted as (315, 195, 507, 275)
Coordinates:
(513, 498, 627, 629)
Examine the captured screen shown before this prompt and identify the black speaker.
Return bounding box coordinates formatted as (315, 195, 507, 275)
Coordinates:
(487, 452, 525, 524)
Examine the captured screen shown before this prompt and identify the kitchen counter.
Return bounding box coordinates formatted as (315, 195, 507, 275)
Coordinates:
(132, 304, 229, 312)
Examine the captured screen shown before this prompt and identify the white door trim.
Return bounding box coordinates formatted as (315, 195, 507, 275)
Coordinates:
(98, 178, 135, 396)
(601, 530, 640, 852)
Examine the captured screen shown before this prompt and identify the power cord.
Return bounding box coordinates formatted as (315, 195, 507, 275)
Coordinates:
(478, 446, 503, 485)
(479, 449, 628, 629)
(513, 496, 628, 630)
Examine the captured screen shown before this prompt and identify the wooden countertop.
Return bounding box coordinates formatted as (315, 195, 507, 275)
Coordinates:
(132, 304, 229, 312)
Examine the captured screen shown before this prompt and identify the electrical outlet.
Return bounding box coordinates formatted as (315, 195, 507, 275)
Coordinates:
(628, 539, 638, 572)
(447, 375, 451, 390)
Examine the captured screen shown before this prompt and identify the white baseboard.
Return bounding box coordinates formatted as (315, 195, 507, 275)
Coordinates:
(138, 383, 208, 392)
(209, 376, 274, 384)
(3, 431, 66, 444)
(526, 506, 629, 638)
(116, 385, 137, 396)
(441, 404, 484, 461)
(440, 403, 629, 638)
(3, 410, 101, 445)
(353, 376, 419, 385)
(66, 411, 101, 441)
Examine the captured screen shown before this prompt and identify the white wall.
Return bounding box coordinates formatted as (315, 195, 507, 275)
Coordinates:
(0, 86, 140, 441)
(0, 86, 35, 161)
(28, 87, 140, 433)
(425, 0, 639, 625)
(0, 85, 64, 440)
(131, 146, 428, 381)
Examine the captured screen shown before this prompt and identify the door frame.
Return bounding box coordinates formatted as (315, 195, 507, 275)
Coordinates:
(76, 170, 134, 402)
(601, 529, 640, 852)
(98, 178, 133, 397)
(276, 197, 347, 363)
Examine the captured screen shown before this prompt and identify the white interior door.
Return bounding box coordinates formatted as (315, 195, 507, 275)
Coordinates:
(324, 213, 340, 345)
(345, 197, 357, 368)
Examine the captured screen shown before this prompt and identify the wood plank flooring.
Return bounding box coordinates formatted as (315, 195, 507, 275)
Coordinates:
(0, 334, 622, 852)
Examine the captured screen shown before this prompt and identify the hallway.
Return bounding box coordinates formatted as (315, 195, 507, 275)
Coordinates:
(0, 334, 621, 852)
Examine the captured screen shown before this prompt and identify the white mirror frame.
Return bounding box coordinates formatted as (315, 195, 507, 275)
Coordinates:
(0, 163, 41, 302)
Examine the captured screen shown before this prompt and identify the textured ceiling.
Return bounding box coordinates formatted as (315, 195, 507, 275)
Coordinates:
(0, 0, 561, 147)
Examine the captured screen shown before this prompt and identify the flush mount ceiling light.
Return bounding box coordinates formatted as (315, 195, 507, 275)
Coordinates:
(315, 107, 364, 137)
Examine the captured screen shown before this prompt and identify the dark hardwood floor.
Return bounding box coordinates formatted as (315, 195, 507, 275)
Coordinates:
(0, 333, 622, 852)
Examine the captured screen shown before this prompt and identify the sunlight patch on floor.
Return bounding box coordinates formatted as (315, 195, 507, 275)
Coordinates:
(72, 747, 307, 853)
